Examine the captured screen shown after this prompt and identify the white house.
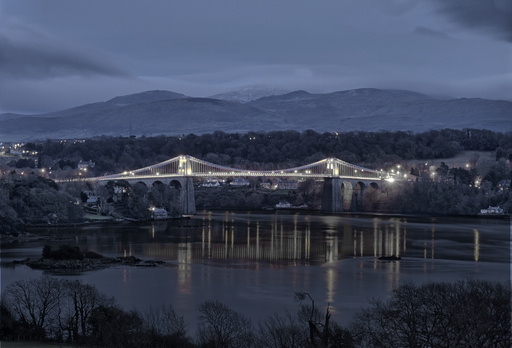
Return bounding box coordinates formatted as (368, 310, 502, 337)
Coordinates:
(230, 178, 250, 186)
(480, 206, 505, 215)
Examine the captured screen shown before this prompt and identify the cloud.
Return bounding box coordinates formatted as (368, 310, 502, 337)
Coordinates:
(0, 21, 127, 79)
(431, 0, 512, 41)
(0, 20, 130, 113)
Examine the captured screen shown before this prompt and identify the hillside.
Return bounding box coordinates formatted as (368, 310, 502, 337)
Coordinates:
(1, 88, 510, 142)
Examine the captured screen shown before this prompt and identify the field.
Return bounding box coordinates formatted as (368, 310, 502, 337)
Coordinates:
(410, 150, 494, 168)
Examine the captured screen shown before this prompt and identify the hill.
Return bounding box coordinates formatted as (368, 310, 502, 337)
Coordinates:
(1, 88, 510, 142)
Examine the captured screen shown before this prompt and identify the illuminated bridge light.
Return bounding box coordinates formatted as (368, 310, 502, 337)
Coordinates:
(79, 155, 388, 184)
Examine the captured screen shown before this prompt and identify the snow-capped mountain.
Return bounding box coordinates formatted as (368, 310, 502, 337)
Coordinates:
(209, 86, 290, 103)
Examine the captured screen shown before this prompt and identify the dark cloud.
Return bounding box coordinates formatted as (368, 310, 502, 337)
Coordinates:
(413, 26, 451, 39)
(431, 0, 512, 41)
(0, 23, 127, 79)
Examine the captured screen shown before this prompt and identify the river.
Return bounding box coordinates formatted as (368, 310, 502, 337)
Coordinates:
(1, 211, 510, 331)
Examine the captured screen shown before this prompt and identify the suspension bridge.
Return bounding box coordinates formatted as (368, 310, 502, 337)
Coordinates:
(82, 155, 387, 214)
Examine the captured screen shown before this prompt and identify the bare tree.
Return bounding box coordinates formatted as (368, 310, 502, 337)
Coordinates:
(294, 292, 353, 348)
(257, 311, 308, 348)
(141, 304, 188, 339)
(4, 276, 63, 340)
(197, 299, 253, 348)
(350, 280, 511, 348)
(60, 280, 112, 343)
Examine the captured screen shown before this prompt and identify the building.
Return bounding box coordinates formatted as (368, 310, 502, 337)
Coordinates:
(480, 206, 505, 215)
(276, 178, 298, 190)
(498, 180, 511, 191)
(201, 178, 221, 187)
(150, 207, 169, 220)
(78, 160, 95, 170)
(230, 178, 250, 186)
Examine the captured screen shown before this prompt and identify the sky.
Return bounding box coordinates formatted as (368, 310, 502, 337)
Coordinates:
(0, 0, 511, 114)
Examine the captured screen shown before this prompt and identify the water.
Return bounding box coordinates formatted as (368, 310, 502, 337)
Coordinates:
(1, 211, 510, 330)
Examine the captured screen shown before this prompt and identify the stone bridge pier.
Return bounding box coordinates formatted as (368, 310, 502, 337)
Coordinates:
(101, 176, 196, 215)
(321, 177, 380, 213)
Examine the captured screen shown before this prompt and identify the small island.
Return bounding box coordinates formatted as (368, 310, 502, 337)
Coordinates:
(12, 244, 164, 271)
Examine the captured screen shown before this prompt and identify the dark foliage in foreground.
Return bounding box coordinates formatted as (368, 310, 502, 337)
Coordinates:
(350, 280, 511, 348)
(1, 277, 509, 347)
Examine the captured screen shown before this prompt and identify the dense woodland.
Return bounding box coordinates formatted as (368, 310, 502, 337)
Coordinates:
(11, 128, 512, 174)
(1, 274, 510, 347)
(1, 129, 511, 230)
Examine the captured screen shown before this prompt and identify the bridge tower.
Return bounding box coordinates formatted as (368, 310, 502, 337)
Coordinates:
(178, 156, 195, 215)
(320, 158, 377, 213)
(321, 177, 344, 212)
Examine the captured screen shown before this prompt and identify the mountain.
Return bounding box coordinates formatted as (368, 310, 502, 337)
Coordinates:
(106, 90, 187, 106)
(0, 88, 510, 142)
(0, 113, 26, 121)
(210, 86, 290, 103)
(248, 88, 512, 132)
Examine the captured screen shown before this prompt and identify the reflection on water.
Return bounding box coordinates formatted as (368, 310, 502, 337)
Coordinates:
(1, 211, 509, 327)
(474, 228, 479, 262)
(139, 212, 502, 265)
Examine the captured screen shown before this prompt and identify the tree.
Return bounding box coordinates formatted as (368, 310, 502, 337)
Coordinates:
(350, 280, 511, 348)
(197, 299, 253, 348)
(0, 300, 18, 341)
(3, 276, 63, 341)
(141, 304, 189, 346)
(257, 311, 308, 348)
(61, 280, 112, 343)
(88, 305, 144, 348)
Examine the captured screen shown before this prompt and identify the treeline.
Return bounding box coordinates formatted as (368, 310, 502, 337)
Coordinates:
(25, 128, 512, 175)
(1, 276, 510, 347)
(2, 128, 511, 221)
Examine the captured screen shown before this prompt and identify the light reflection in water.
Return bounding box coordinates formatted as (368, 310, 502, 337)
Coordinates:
(431, 224, 435, 259)
(373, 218, 379, 258)
(139, 212, 497, 268)
(178, 242, 192, 294)
(325, 267, 336, 304)
(474, 228, 480, 262)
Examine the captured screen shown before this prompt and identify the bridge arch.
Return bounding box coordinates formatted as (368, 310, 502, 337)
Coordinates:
(353, 181, 366, 211)
(169, 179, 182, 190)
(132, 181, 149, 196)
(152, 180, 165, 187)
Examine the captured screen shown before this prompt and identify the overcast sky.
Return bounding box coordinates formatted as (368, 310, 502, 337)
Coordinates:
(1, 0, 511, 114)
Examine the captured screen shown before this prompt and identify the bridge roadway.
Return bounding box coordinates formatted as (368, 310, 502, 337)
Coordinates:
(74, 155, 388, 214)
